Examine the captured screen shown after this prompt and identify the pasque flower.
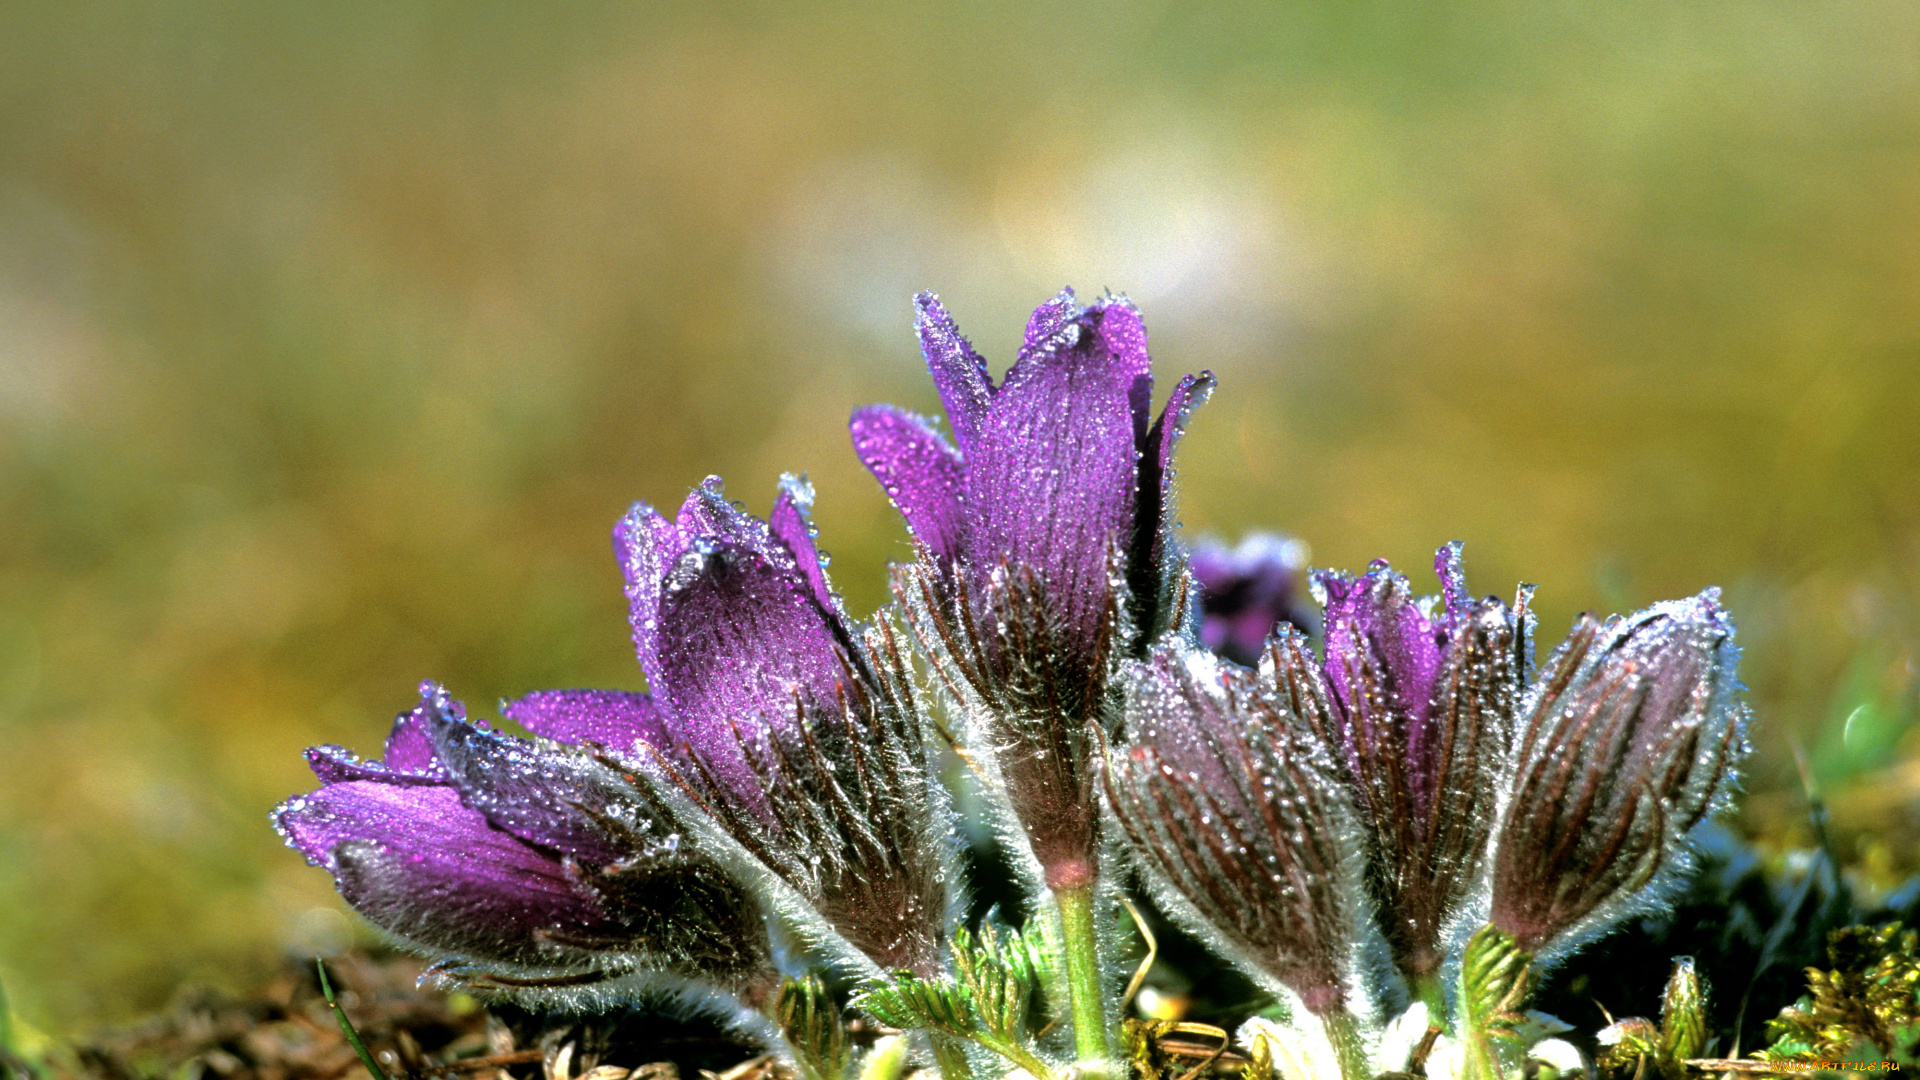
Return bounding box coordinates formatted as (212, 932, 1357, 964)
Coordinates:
(1488, 590, 1748, 959)
(277, 682, 777, 1003)
(850, 289, 1213, 892)
(277, 474, 956, 1005)
(1107, 637, 1371, 1021)
(1311, 544, 1532, 988)
(278, 282, 1759, 1080)
(1191, 533, 1316, 667)
(1107, 543, 1748, 1066)
(605, 474, 956, 979)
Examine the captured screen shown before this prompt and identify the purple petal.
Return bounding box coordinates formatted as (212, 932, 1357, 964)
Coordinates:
(275, 781, 618, 964)
(848, 405, 965, 560)
(305, 683, 457, 785)
(1436, 540, 1473, 625)
(768, 474, 841, 616)
(1087, 297, 1156, 438)
(1018, 287, 1079, 361)
(1316, 561, 1445, 799)
(965, 303, 1144, 638)
(652, 535, 850, 803)
(504, 689, 670, 755)
(614, 500, 682, 692)
(914, 292, 993, 456)
(1130, 370, 1216, 637)
(425, 703, 648, 865)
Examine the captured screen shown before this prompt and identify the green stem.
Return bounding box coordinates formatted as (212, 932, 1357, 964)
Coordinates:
(928, 1034, 973, 1080)
(1321, 1010, 1371, 1080)
(1053, 885, 1114, 1078)
(1415, 974, 1450, 1033)
(974, 1034, 1059, 1080)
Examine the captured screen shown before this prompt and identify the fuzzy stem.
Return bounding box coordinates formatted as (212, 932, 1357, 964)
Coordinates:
(1052, 885, 1114, 1078)
(928, 1034, 973, 1080)
(1415, 974, 1451, 1033)
(1321, 1010, 1371, 1080)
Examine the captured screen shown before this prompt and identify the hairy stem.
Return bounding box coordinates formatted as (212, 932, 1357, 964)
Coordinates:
(1053, 885, 1114, 1078)
(1321, 1010, 1371, 1080)
(1415, 974, 1450, 1033)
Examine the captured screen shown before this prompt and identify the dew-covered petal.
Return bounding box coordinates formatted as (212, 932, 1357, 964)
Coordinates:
(652, 535, 851, 802)
(1018, 287, 1079, 361)
(966, 301, 1144, 639)
(768, 474, 840, 616)
(848, 405, 965, 560)
(1130, 370, 1216, 639)
(1317, 561, 1444, 775)
(305, 684, 456, 785)
(614, 500, 684, 692)
(914, 292, 993, 456)
(427, 703, 651, 866)
(274, 781, 619, 965)
(503, 689, 671, 755)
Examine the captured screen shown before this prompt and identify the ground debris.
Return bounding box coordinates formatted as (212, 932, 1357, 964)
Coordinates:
(34, 954, 756, 1080)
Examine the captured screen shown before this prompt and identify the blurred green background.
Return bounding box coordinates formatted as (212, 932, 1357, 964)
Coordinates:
(2, 0, 1917, 1037)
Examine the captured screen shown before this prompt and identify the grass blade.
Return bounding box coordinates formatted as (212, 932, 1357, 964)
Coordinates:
(316, 959, 393, 1080)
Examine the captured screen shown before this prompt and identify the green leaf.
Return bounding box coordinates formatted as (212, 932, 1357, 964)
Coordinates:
(1660, 958, 1708, 1064)
(777, 975, 851, 1080)
(850, 922, 1058, 1080)
(1458, 926, 1535, 1080)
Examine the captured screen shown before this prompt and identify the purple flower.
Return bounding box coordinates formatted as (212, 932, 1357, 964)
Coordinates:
(1191, 533, 1316, 667)
(1488, 591, 1748, 958)
(276, 683, 776, 1003)
(278, 474, 954, 999)
(850, 289, 1212, 892)
(1106, 636, 1371, 1021)
(1311, 543, 1532, 985)
(605, 474, 955, 977)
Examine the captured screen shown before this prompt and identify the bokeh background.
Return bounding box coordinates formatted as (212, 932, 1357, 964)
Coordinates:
(3, 0, 1918, 1038)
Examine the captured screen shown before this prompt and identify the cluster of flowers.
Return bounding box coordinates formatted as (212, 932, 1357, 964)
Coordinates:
(276, 290, 1750, 1080)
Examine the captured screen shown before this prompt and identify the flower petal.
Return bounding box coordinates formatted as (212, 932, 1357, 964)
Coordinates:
(913, 292, 993, 455)
(614, 500, 683, 693)
(848, 405, 965, 560)
(768, 473, 840, 616)
(503, 689, 671, 756)
(652, 534, 851, 804)
(966, 303, 1144, 639)
(1129, 370, 1216, 641)
(275, 781, 617, 965)
(305, 685, 455, 785)
(1316, 561, 1444, 766)
(426, 700, 654, 866)
(1018, 286, 1079, 361)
